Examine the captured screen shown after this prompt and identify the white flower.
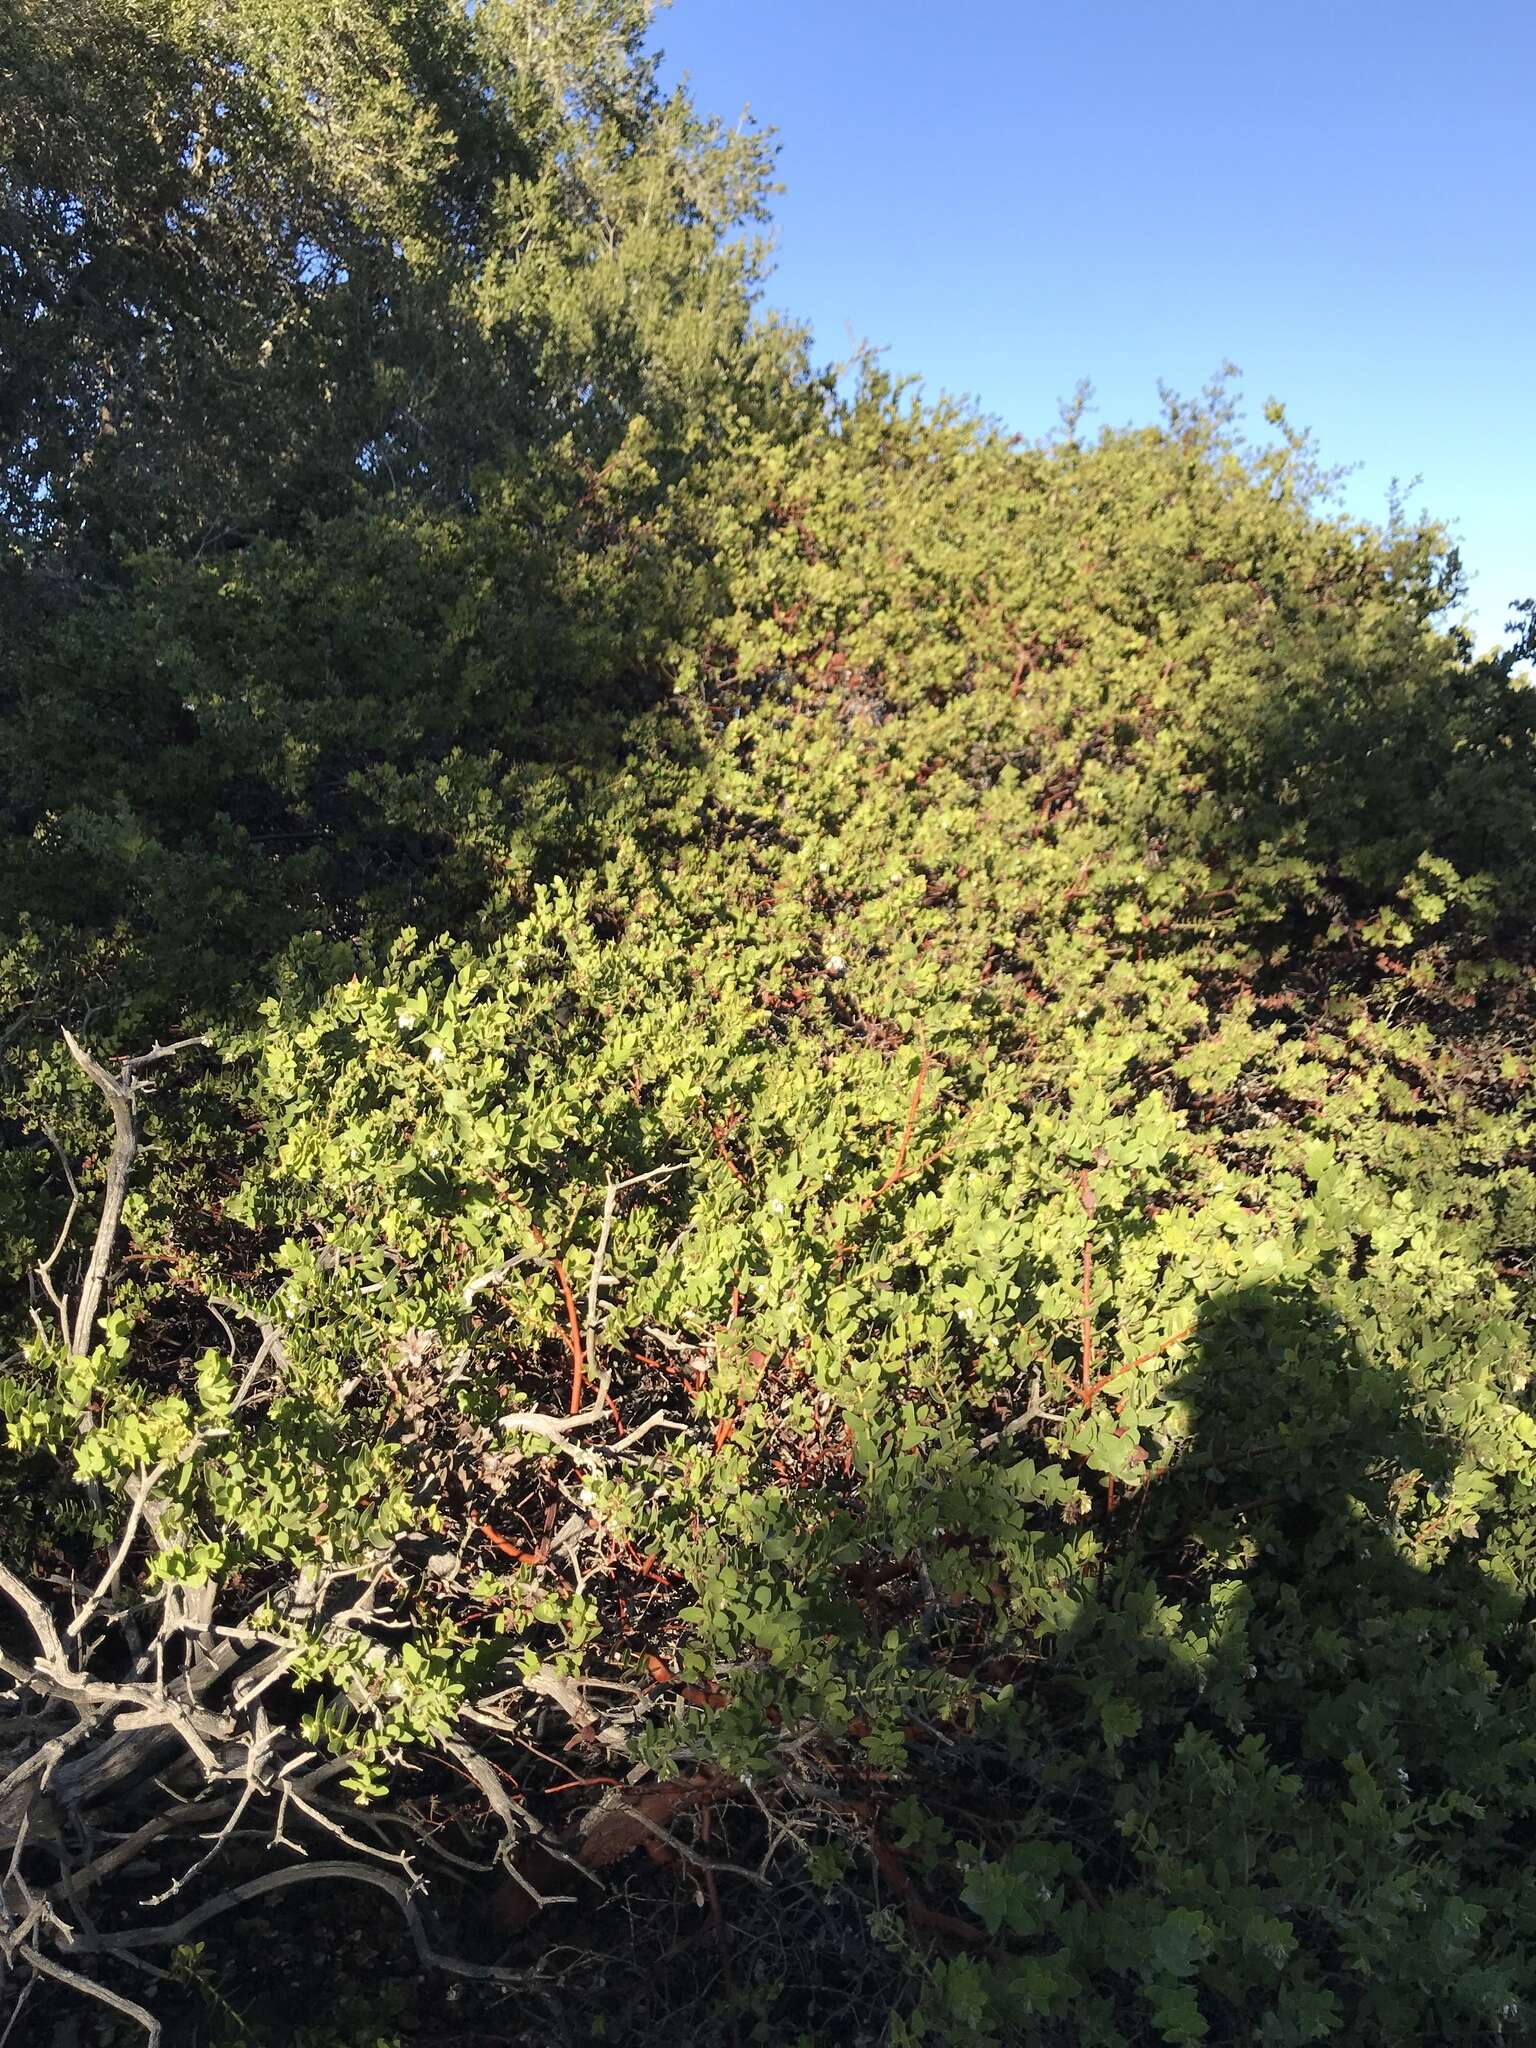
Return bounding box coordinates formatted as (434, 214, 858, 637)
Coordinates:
(579, 1485, 596, 1506)
(396, 1011, 416, 1030)
(827, 954, 845, 972)
(770, 1198, 784, 1213)
(428, 1044, 446, 1065)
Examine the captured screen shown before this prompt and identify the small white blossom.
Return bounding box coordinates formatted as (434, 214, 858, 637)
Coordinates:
(396, 1011, 416, 1030)
(428, 1043, 446, 1065)
(828, 954, 845, 972)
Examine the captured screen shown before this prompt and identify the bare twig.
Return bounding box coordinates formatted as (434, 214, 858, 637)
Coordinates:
(584, 1163, 690, 1348)
(33, 1127, 82, 1346)
(15, 1946, 161, 2048)
(497, 1413, 604, 1470)
(0, 1973, 33, 2048)
(139, 1735, 267, 1907)
(59, 1031, 206, 1360)
(461, 1251, 536, 1306)
(47, 1802, 225, 1908)
(587, 1182, 620, 1348)
(277, 1778, 416, 1874)
(118, 1037, 211, 1079)
(865, 1050, 932, 1206)
(83, 1857, 527, 1985)
(623, 1808, 767, 1887)
(0, 1562, 69, 1671)
(60, 1032, 140, 1360)
(66, 1461, 169, 1643)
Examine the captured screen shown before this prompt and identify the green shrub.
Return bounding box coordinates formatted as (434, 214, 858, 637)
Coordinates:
(2, 7, 1533, 2045)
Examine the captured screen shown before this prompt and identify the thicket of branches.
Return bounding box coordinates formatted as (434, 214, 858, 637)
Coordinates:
(3, 5, 1534, 2044)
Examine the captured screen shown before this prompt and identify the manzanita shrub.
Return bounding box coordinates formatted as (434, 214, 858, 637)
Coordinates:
(2, 7, 1534, 2046)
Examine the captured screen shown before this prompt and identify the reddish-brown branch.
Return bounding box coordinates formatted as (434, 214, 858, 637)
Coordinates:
(712, 1126, 751, 1187)
(623, 1545, 676, 1587)
(479, 1522, 546, 1569)
(867, 1828, 987, 1949)
(1091, 1325, 1196, 1407)
(1078, 1169, 1096, 1408)
(703, 1096, 752, 1188)
(870, 1052, 932, 1204)
(439, 1753, 525, 1802)
(633, 1347, 707, 1396)
(501, 1201, 590, 1414)
(1080, 1241, 1094, 1406)
(550, 1254, 588, 1414)
(847, 1069, 978, 1248)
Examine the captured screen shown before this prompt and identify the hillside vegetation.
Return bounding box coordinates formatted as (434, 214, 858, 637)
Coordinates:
(2, 5, 1534, 2044)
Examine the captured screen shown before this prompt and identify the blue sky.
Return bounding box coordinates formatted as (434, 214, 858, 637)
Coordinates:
(658, 0, 1533, 651)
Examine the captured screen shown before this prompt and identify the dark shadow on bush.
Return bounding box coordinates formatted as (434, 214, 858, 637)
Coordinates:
(411, 1287, 1536, 2048)
(982, 1282, 1536, 2045)
(0, 495, 709, 1301)
(1199, 618, 1536, 932)
(0, 503, 702, 1038)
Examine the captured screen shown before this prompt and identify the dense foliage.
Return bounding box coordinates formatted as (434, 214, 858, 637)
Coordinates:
(2, 5, 1533, 2044)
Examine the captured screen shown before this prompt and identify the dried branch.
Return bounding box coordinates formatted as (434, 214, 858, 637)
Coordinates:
(65, 1461, 169, 1644)
(32, 1127, 82, 1348)
(0, 1562, 70, 1672)
(81, 1857, 527, 1985)
(865, 1050, 932, 1206)
(49, 1801, 225, 1908)
(59, 1030, 206, 1360)
(60, 1032, 140, 1361)
(14, 1945, 162, 2048)
(622, 1807, 767, 1887)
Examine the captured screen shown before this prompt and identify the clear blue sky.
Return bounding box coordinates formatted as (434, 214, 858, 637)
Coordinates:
(659, 0, 1533, 651)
